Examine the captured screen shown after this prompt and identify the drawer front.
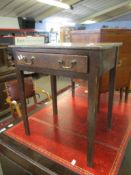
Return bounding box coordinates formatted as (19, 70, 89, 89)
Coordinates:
(16, 52, 88, 73)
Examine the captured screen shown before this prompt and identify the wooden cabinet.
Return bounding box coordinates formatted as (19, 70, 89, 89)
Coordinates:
(70, 29, 131, 65)
(70, 29, 131, 100)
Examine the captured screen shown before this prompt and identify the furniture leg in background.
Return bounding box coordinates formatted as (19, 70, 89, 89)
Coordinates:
(71, 79, 75, 97)
(107, 48, 118, 129)
(50, 75, 58, 115)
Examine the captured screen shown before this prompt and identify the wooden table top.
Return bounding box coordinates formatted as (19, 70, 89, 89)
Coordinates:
(10, 42, 122, 50)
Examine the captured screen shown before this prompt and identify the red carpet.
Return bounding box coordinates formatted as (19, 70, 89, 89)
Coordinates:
(0, 117, 15, 129)
(5, 87, 131, 175)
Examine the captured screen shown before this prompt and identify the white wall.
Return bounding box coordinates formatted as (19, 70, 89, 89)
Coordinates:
(85, 21, 131, 30)
(0, 17, 19, 29)
(35, 17, 75, 32)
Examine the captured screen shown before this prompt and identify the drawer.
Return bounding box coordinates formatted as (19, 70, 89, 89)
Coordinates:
(16, 51, 88, 73)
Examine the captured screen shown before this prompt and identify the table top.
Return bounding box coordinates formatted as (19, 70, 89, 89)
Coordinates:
(10, 42, 122, 50)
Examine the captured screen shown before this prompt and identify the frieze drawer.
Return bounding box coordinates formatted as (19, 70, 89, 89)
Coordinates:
(16, 52, 88, 73)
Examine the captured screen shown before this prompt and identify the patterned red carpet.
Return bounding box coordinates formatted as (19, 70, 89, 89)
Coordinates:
(0, 117, 14, 129)
(5, 87, 131, 175)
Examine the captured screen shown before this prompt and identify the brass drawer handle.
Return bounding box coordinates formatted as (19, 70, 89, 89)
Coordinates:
(117, 60, 122, 67)
(30, 56, 36, 64)
(17, 55, 36, 65)
(58, 59, 77, 69)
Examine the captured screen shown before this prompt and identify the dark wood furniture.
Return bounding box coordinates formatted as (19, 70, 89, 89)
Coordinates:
(0, 45, 16, 117)
(0, 132, 78, 175)
(11, 43, 121, 167)
(5, 77, 51, 118)
(70, 29, 131, 102)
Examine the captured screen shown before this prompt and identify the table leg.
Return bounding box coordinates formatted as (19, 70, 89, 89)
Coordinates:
(71, 79, 75, 97)
(107, 48, 118, 128)
(50, 75, 58, 115)
(87, 75, 99, 167)
(125, 86, 129, 102)
(120, 87, 123, 101)
(107, 67, 116, 129)
(17, 70, 30, 135)
(97, 83, 101, 112)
